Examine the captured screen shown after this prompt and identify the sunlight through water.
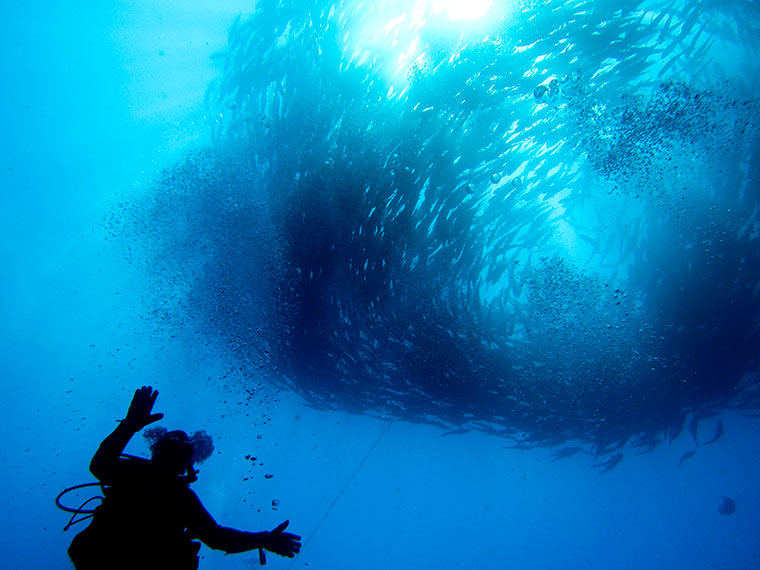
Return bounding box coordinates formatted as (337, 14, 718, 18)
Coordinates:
(435, 0, 493, 21)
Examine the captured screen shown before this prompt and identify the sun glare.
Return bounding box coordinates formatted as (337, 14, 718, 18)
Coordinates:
(436, 0, 493, 21)
(341, 0, 507, 95)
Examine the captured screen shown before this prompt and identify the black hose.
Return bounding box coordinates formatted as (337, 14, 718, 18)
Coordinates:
(55, 482, 104, 514)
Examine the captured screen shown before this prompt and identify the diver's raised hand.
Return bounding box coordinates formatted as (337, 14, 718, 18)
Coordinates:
(123, 386, 163, 430)
(264, 520, 301, 558)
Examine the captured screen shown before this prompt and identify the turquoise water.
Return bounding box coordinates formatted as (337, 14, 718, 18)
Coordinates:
(2, 1, 760, 568)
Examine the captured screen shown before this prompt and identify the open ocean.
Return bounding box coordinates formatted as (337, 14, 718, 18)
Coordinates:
(2, 1, 759, 568)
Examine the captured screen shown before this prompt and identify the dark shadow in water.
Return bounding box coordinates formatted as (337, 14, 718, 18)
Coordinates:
(119, 0, 760, 456)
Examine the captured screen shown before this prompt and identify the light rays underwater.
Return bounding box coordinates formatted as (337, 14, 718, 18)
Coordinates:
(118, 0, 760, 460)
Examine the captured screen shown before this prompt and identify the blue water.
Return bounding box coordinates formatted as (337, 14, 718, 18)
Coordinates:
(2, 1, 760, 568)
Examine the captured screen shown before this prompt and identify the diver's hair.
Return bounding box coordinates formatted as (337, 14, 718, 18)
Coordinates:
(188, 430, 214, 463)
(143, 426, 215, 464)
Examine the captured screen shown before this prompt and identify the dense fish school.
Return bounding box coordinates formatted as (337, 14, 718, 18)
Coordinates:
(123, 0, 760, 457)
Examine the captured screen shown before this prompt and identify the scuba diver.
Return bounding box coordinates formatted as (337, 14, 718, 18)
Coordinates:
(67, 386, 301, 569)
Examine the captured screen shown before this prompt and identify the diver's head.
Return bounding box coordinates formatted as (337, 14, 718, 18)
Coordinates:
(151, 430, 194, 476)
(143, 426, 215, 476)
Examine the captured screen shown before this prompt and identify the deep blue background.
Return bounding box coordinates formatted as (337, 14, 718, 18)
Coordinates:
(2, 2, 759, 568)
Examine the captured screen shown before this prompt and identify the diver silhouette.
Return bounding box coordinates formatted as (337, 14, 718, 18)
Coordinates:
(68, 386, 301, 569)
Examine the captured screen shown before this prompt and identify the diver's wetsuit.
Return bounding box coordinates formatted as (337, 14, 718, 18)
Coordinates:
(69, 422, 270, 570)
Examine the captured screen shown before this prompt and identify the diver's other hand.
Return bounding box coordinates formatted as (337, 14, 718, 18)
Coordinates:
(264, 520, 301, 558)
(123, 386, 164, 430)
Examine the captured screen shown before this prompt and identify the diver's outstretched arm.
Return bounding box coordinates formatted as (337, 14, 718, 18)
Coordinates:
(229, 520, 301, 557)
(203, 521, 301, 558)
(90, 386, 164, 481)
(188, 496, 301, 558)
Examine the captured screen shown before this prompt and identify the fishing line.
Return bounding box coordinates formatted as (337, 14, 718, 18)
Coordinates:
(286, 420, 393, 569)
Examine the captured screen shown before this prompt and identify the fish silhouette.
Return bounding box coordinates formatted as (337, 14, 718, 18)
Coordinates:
(550, 446, 584, 462)
(718, 495, 736, 515)
(678, 450, 696, 467)
(703, 420, 724, 445)
(593, 453, 623, 474)
(440, 428, 471, 437)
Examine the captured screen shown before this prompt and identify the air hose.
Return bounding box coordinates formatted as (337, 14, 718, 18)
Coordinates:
(55, 482, 105, 531)
(55, 454, 144, 530)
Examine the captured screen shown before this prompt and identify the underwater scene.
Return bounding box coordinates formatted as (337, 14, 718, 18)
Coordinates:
(2, 0, 760, 568)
